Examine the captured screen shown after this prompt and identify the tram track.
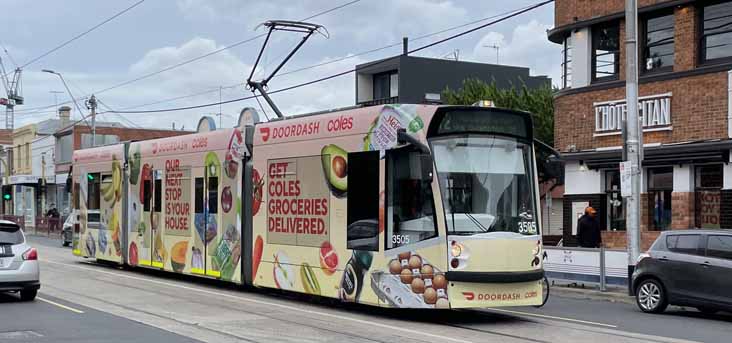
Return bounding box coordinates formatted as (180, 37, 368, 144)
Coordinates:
(40, 258, 477, 343)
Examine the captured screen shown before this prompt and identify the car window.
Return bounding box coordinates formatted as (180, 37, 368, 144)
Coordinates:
(0, 224, 24, 245)
(707, 235, 732, 260)
(666, 234, 700, 255)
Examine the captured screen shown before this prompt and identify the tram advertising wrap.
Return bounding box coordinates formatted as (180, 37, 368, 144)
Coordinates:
(71, 104, 544, 310)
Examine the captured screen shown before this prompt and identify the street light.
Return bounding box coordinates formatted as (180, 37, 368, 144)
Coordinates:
(41, 69, 86, 128)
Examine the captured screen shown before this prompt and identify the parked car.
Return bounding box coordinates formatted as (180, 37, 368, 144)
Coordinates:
(0, 220, 40, 301)
(61, 209, 100, 247)
(632, 230, 732, 314)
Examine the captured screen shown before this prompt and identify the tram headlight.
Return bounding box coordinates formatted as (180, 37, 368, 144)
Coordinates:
(450, 241, 463, 257)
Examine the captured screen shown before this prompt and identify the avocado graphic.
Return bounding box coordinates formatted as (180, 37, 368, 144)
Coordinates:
(204, 152, 221, 177)
(129, 147, 141, 185)
(321, 144, 347, 197)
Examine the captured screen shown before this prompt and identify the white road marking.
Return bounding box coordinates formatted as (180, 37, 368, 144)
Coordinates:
(487, 308, 617, 328)
(40, 259, 474, 343)
(37, 296, 85, 314)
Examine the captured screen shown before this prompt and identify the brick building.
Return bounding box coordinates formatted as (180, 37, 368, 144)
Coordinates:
(549, 0, 732, 248)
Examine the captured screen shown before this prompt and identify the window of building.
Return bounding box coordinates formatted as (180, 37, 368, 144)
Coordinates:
(666, 234, 700, 255)
(648, 167, 673, 231)
(81, 134, 120, 149)
(592, 21, 620, 82)
(373, 70, 398, 100)
(561, 35, 573, 88)
(24, 143, 29, 169)
(346, 151, 380, 251)
(695, 165, 722, 229)
(643, 12, 675, 72)
(605, 170, 626, 231)
(701, 1, 732, 64)
(386, 147, 437, 249)
(706, 235, 732, 260)
(56, 134, 73, 164)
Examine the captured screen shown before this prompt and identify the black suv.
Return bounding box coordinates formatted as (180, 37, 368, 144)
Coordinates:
(632, 230, 732, 314)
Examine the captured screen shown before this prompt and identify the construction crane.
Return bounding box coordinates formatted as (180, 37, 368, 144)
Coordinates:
(0, 57, 23, 130)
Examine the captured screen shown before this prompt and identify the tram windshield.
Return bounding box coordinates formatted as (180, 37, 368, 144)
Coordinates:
(431, 135, 538, 236)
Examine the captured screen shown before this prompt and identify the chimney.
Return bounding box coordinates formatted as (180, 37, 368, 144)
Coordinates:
(58, 105, 71, 127)
(403, 37, 408, 55)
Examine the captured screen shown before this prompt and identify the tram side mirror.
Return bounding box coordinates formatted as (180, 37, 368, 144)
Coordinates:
(397, 129, 433, 181)
(65, 177, 72, 193)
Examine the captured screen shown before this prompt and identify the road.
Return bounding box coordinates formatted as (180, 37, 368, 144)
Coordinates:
(6, 235, 730, 343)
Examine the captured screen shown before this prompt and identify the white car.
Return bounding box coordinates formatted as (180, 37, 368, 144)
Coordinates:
(0, 220, 40, 301)
(62, 209, 100, 247)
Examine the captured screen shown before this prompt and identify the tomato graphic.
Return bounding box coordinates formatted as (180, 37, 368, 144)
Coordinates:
(252, 168, 264, 216)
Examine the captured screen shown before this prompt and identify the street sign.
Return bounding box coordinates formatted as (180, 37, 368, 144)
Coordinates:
(620, 161, 632, 198)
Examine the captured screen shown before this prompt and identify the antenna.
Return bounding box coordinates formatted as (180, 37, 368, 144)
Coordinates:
(246, 20, 328, 119)
(483, 44, 500, 64)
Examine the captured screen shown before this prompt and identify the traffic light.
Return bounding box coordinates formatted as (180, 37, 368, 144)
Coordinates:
(87, 174, 94, 180)
(2, 186, 12, 201)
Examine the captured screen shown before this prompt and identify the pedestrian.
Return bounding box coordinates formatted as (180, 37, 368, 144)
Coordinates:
(577, 206, 602, 248)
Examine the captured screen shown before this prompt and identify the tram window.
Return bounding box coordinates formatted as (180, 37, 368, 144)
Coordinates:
(347, 151, 380, 251)
(208, 176, 218, 214)
(87, 173, 101, 210)
(386, 148, 437, 250)
(194, 177, 204, 213)
(154, 179, 162, 213)
(143, 180, 152, 212)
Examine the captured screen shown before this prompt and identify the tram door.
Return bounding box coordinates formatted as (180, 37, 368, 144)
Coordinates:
(149, 170, 164, 269)
(204, 165, 220, 278)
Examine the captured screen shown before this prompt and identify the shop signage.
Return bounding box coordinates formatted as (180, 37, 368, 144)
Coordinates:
(8, 175, 55, 185)
(594, 93, 672, 133)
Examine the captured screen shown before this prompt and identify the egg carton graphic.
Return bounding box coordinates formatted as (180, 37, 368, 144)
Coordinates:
(370, 253, 448, 309)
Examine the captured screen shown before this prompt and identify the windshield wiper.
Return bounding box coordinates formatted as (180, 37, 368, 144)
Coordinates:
(465, 213, 489, 233)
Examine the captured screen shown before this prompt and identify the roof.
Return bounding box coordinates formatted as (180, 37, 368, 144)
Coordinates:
(0, 129, 12, 145)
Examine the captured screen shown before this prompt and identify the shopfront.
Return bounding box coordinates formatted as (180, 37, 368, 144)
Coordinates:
(549, 0, 732, 248)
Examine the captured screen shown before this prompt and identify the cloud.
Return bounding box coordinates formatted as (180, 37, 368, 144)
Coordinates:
(472, 20, 560, 86)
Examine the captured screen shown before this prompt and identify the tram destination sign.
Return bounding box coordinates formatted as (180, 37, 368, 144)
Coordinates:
(594, 93, 672, 134)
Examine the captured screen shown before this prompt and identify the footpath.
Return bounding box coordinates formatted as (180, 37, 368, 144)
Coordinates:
(549, 279, 635, 305)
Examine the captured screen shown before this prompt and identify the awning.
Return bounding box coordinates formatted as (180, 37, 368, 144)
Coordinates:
(562, 140, 732, 170)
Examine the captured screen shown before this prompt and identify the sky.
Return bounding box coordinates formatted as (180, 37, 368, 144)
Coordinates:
(2, 0, 559, 130)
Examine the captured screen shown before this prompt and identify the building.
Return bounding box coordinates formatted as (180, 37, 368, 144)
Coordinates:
(549, 0, 732, 249)
(355, 55, 550, 106)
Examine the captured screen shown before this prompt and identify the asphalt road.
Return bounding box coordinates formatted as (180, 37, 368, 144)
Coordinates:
(0, 292, 200, 343)
(12, 235, 732, 343)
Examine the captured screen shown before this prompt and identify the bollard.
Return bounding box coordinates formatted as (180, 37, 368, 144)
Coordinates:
(599, 245, 607, 292)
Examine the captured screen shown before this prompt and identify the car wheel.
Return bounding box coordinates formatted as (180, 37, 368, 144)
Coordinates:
(62, 241, 70, 247)
(20, 289, 37, 301)
(636, 279, 667, 313)
(697, 307, 718, 315)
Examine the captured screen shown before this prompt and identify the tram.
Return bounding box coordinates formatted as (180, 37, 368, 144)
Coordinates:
(70, 104, 544, 309)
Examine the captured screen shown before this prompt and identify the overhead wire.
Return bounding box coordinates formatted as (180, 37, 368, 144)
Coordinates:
(88, 0, 361, 97)
(103, 0, 553, 115)
(94, 2, 541, 112)
(20, 0, 146, 69)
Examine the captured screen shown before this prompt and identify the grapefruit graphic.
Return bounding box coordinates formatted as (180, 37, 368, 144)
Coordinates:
(319, 241, 338, 276)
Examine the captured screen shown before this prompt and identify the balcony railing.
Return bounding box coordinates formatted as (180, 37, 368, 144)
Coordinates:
(358, 96, 398, 106)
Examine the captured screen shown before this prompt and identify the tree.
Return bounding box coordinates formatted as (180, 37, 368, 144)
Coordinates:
(442, 78, 561, 183)
(442, 78, 555, 146)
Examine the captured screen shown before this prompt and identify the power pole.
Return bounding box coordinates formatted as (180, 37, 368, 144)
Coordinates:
(624, 0, 642, 294)
(86, 95, 97, 147)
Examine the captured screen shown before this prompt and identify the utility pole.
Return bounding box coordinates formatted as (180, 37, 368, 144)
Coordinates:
(40, 153, 46, 217)
(86, 95, 97, 147)
(219, 86, 223, 128)
(624, 0, 642, 294)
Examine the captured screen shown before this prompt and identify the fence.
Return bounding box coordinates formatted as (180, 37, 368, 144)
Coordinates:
(543, 246, 629, 291)
(33, 216, 63, 237)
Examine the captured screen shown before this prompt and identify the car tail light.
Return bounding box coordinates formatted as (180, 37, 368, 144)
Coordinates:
(22, 248, 37, 261)
(637, 252, 650, 264)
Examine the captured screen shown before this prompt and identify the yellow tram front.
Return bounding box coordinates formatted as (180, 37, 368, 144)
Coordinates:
(385, 106, 544, 308)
